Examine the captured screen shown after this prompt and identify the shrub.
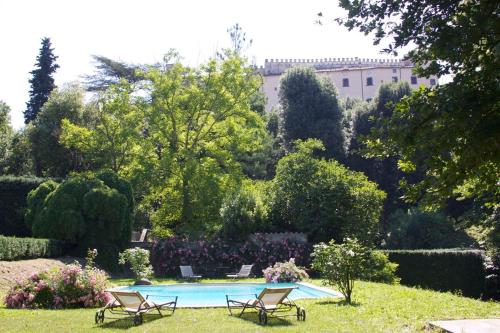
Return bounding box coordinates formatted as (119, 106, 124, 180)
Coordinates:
(26, 171, 134, 270)
(0, 236, 65, 260)
(4, 261, 110, 309)
(385, 249, 486, 298)
(0, 175, 49, 237)
(362, 251, 400, 284)
(119, 247, 153, 279)
(269, 139, 385, 243)
(219, 181, 270, 242)
(151, 235, 312, 277)
(384, 208, 475, 249)
(311, 238, 368, 304)
(263, 258, 309, 283)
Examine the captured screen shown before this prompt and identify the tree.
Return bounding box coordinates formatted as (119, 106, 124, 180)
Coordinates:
(140, 52, 268, 237)
(61, 80, 143, 173)
(24, 37, 59, 124)
(29, 84, 90, 177)
(0, 101, 13, 173)
(3, 129, 34, 175)
(83, 55, 145, 91)
(334, 0, 500, 209)
(270, 139, 386, 243)
(279, 67, 346, 161)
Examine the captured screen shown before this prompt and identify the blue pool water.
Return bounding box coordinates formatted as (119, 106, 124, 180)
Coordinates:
(117, 282, 340, 307)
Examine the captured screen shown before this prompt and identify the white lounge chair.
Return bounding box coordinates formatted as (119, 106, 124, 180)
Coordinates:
(179, 265, 202, 279)
(226, 264, 254, 279)
(226, 287, 306, 324)
(95, 290, 177, 325)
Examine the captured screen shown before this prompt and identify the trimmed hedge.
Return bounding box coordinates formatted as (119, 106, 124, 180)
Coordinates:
(0, 176, 49, 237)
(0, 236, 65, 260)
(385, 249, 486, 298)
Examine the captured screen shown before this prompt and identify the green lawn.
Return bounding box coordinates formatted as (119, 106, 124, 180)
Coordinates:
(0, 278, 498, 333)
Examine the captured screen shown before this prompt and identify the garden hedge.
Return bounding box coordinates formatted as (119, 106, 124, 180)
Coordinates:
(385, 249, 486, 298)
(0, 176, 49, 237)
(0, 236, 65, 260)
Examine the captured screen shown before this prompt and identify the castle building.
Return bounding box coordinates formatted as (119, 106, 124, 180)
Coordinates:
(259, 57, 438, 111)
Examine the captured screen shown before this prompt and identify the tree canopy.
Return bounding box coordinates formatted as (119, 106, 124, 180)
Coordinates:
(335, 0, 500, 208)
(24, 37, 59, 124)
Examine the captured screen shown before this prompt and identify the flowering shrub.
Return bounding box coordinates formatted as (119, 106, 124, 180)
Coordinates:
(119, 247, 154, 279)
(151, 235, 312, 276)
(263, 258, 309, 283)
(5, 253, 110, 309)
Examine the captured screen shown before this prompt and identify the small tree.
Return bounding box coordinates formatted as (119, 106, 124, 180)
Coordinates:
(311, 238, 368, 304)
(119, 247, 154, 279)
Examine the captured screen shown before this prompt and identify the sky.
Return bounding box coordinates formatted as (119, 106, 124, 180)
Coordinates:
(0, 0, 402, 129)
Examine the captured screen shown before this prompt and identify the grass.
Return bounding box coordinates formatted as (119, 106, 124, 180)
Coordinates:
(0, 278, 498, 333)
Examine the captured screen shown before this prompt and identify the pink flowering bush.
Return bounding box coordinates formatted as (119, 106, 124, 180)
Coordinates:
(5, 251, 110, 309)
(263, 258, 309, 283)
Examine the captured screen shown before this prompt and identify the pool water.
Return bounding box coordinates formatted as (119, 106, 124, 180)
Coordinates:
(117, 282, 340, 307)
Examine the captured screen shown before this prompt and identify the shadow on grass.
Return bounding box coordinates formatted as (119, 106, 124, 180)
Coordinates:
(317, 299, 361, 307)
(228, 311, 294, 327)
(96, 314, 169, 330)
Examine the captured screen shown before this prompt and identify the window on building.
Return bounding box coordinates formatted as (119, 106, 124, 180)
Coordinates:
(411, 76, 417, 85)
(366, 77, 373, 86)
(274, 87, 277, 91)
(392, 68, 397, 73)
(392, 76, 398, 83)
(342, 78, 349, 87)
(366, 98, 372, 102)
(430, 78, 436, 86)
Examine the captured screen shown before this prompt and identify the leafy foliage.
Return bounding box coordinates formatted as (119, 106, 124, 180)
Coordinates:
(83, 55, 146, 91)
(0, 101, 13, 173)
(26, 171, 134, 270)
(0, 175, 48, 236)
(279, 67, 346, 160)
(24, 37, 59, 124)
(270, 139, 385, 243)
(262, 258, 309, 283)
(0, 236, 65, 260)
(118, 247, 154, 279)
(2, 129, 35, 176)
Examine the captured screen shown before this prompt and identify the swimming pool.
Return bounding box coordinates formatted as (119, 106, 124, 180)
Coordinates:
(115, 282, 341, 307)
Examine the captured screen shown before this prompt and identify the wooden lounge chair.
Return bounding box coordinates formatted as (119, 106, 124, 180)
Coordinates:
(226, 264, 254, 279)
(226, 287, 306, 324)
(95, 290, 178, 326)
(179, 265, 202, 279)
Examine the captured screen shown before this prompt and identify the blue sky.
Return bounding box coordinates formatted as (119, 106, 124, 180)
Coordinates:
(0, 0, 399, 129)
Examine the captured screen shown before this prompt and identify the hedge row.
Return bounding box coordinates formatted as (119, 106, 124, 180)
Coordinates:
(0, 236, 65, 260)
(0, 175, 49, 237)
(385, 249, 486, 298)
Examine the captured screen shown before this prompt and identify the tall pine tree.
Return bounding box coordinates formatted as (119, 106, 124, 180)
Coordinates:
(24, 37, 59, 124)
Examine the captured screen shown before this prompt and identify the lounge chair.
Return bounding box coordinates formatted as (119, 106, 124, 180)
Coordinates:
(179, 265, 202, 279)
(95, 290, 178, 326)
(226, 264, 254, 279)
(226, 287, 306, 325)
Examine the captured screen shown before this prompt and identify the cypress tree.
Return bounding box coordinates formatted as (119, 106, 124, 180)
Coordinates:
(24, 37, 59, 124)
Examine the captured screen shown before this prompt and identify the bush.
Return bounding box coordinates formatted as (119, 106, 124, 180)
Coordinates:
(263, 258, 309, 283)
(151, 235, 312, 277)
(362, 251, 400, 284)
(0, 175, 49, 237)
(385, 249, 486, 298)
(384, 208, 475, 249)
(219, 181, 270, 241)
(4, 261, 109, 309)
(119, 247, 153, 279)
(0, 236, 65, 260)
(269, 139, 385, 243)
(311, 238, 369, 304)
(26, 171, 134, 270)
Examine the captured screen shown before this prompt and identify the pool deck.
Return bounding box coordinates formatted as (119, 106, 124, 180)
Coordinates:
(429, 319, 500, 333)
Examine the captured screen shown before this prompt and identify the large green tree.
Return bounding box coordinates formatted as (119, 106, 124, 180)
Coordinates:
(279, 67, 346, 161)
(83, 55, 146, 91)
(0, 101, 13, 173)
(24, 37, 59, 124)
(334, 0, 500, 208)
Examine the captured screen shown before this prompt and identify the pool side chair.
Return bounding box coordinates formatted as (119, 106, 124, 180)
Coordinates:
(226, 287, 306, 325)
(226, 264, 254, 279)
(95, 290, 177, 326)
(179, 265, 202, 279)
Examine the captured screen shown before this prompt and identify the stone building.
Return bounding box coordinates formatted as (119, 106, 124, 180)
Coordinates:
(258, 57, 438, 111)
